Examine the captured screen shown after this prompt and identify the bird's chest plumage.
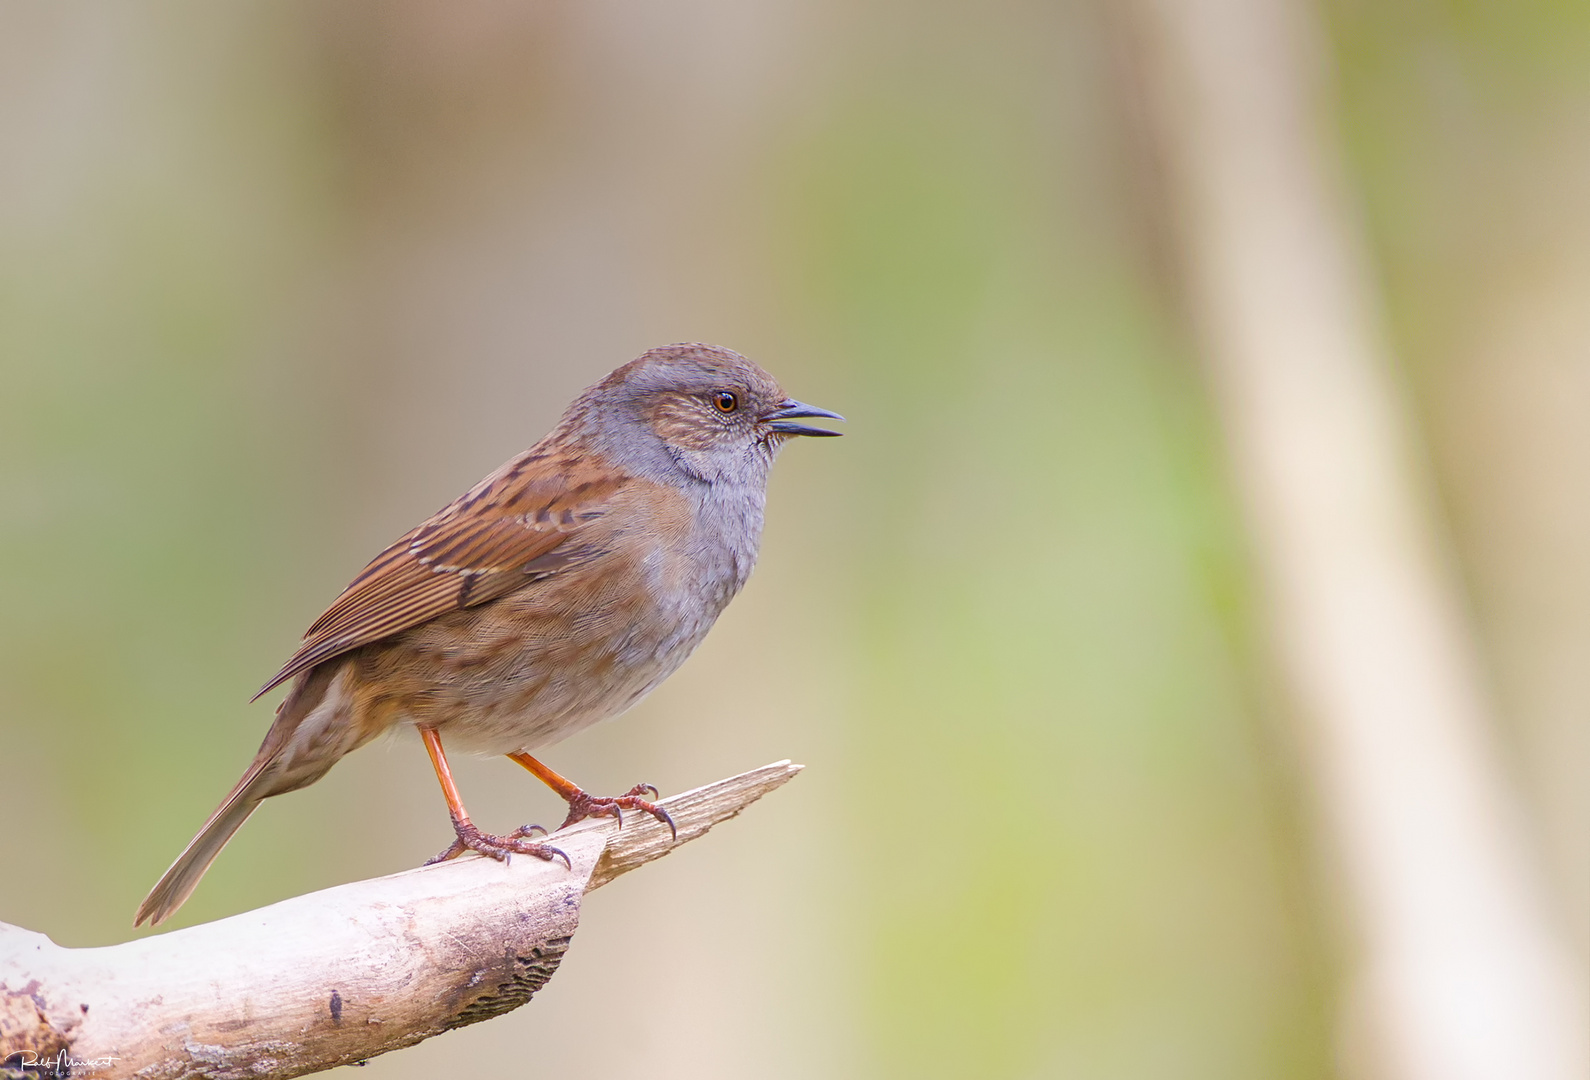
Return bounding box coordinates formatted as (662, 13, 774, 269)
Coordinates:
(647, 481, 763, 638)
(365, 478, 766, 753)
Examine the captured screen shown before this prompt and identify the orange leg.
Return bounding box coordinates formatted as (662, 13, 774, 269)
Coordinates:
(508, 752, 677, 840)
(420, 727, 569, 868)
(421, 726, 470, 826)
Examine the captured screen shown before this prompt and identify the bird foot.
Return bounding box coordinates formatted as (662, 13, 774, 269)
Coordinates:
(426, 819, 570, 869)
(559, 783, 677, 840)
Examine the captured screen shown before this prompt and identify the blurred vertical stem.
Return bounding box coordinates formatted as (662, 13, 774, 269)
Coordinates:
(1121, 1, 1589, 1079)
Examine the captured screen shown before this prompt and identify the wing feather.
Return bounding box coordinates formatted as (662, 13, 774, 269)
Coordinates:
(255, 451, 623, 698)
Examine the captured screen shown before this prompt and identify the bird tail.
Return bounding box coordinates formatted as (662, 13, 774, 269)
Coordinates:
(134, 759, 275, 927)
(136, 662, 347, 926)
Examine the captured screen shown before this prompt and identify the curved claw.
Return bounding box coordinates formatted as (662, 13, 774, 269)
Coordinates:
(430, 820, 573, 872)
(425, 839, 467, 865)
(553, 782, 675, 841)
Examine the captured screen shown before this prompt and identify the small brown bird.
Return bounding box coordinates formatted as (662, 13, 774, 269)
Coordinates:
(136, 343, 840, 926)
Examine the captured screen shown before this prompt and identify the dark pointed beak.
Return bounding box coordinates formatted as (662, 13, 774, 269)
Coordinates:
(763, 398, 845, 437)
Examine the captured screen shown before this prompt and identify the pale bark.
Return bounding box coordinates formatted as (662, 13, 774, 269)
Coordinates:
(1122, 2, 1589, 1079)
(0, 761, 800, 1080)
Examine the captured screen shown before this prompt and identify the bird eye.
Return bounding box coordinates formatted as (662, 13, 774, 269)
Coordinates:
(712, 391, 738, 414)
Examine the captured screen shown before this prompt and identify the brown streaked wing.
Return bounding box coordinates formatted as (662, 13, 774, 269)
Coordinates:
(254, 454, 624, 699)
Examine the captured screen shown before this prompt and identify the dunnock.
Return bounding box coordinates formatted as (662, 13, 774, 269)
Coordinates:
(136, 343, 840, 926)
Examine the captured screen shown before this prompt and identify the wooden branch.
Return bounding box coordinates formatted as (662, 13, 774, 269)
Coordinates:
(0, 760, 801, 1080)
(1121, 2, 1589, 1078)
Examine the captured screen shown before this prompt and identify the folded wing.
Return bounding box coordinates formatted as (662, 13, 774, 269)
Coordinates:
(256, 451, 623, 698)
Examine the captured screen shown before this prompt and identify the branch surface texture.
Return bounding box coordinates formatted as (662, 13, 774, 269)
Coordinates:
(0, 761, 801, 1080)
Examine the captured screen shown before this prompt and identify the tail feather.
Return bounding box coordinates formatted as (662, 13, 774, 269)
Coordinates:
(134, 762, 274, 927)
(136, 662, 344, 927)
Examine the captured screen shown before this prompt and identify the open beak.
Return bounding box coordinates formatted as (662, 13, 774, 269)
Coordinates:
(763, 398, 845, 437)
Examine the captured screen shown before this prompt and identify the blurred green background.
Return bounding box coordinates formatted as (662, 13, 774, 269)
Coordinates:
(1, 2, 1584, 1077)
